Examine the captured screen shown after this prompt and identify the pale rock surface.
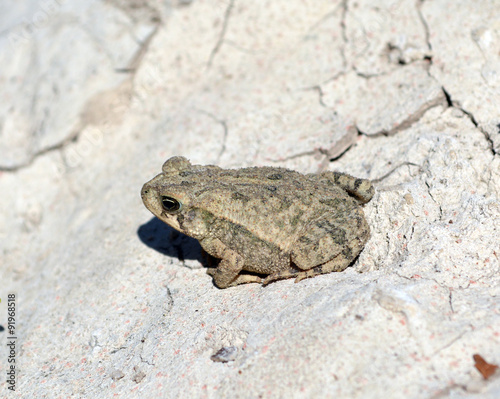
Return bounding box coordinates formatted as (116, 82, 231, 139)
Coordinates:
(423, 0, 500, 153)
(0, 0, 161, 169)
(0, 1, 499, 398)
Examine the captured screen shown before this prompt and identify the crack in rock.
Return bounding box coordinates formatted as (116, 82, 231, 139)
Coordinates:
(206, 0, 235, 69)
(194, 109, 229, 163)
(440, 87, 498, 156)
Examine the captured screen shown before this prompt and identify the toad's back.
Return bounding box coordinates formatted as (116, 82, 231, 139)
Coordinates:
(180, 166, 363, 254)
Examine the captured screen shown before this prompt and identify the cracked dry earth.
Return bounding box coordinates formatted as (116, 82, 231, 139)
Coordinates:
(0, 1, 499, 398)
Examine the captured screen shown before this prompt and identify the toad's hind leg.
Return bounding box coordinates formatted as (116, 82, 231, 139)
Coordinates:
(263, 234, 367, 285)
(318, 171, 374, 204)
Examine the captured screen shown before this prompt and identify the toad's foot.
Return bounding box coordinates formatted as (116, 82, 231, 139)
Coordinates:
(206, 268, 262, 287)
(263, 257, 351, 285)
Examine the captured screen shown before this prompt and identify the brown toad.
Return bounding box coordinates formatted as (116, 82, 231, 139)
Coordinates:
(141, 156, 374, 288)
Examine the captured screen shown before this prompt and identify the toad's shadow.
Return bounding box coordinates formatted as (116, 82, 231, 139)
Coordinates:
(137, 217, 204, 265)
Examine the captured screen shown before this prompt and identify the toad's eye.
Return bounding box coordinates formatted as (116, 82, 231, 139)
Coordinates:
(161, 196, 181, 212)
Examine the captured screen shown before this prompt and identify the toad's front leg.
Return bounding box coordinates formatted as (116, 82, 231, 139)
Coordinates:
(201, 237, 261, 288)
